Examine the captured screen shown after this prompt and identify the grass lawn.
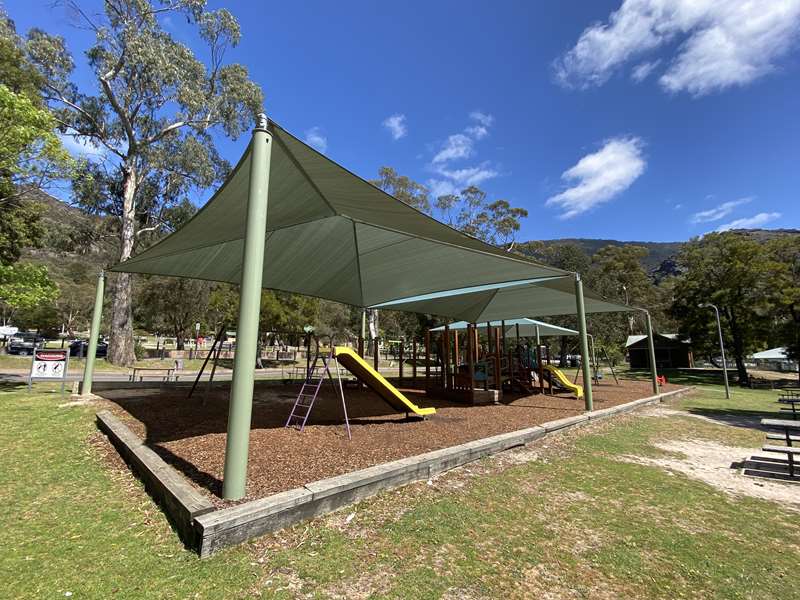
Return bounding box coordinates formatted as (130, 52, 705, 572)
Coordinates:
(1, 381, 798, 598)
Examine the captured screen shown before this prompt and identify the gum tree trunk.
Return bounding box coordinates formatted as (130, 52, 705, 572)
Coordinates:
(107, 163, 137, 366)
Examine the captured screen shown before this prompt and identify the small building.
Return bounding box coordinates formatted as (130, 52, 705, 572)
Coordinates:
(626, 333, 694, 369)
(751, 347, 798, 373)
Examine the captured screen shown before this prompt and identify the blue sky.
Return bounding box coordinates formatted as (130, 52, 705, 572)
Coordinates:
(6, 0, 800, 242)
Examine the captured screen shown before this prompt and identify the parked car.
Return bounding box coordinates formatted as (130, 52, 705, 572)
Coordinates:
(7, 333, 44, 355)
(69, 339, 108, 358)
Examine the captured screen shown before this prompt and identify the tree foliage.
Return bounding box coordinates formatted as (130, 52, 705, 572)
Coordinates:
(434, 186, 528, 248)
(0, 262, 58, 325)
(670, 232, 773, 381)
(0, 11, 73, 265)
(370, 167, 430, 213)
(23, 0, 263, 365)
(135, 276, 210, 350)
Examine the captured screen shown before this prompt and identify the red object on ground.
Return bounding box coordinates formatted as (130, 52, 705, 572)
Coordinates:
(656, 375, 667, 386)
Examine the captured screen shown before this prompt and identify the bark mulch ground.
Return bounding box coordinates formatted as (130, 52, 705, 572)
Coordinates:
(98, 377, 676, 505)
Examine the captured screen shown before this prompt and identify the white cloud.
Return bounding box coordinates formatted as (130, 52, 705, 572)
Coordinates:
(546, 136, 646, 219)
(382, 114, 407, 140)
(716, 212, 781, 231)
(631, 60, 661, 82)
(555, 0, 800, 96)
(434, 163, 499, 187)
(469, 111, 494, 127)
(58, 133, 107, 159)
(304, 127, 327, 153)
(466, 111, 494, 139)
(432, 133, 474, 164)
(427, 179, 458, 198)
(690, 197, 752, 223)
(427, 112, 499, 196)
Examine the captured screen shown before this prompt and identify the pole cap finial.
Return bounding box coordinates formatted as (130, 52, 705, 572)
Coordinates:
(255, 112, 268, 132)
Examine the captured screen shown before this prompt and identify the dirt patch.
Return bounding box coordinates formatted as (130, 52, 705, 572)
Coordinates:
(617, 439, 800, 510)
(95, 378, 674, 504)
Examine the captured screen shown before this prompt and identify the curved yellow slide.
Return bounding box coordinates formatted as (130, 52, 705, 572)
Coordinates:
(334, 346, 435, 416)
(543, 364, 584, 399)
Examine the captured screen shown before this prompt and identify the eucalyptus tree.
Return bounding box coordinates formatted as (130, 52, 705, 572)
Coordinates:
(671, 232, 772, 382)
(434, 186, 528, 249)
(24, 0, 262, 364)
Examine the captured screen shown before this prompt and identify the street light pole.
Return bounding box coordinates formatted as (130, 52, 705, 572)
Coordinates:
(699, 303, 731, 399)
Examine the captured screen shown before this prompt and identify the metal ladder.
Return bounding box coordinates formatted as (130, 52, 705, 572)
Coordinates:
(285, 347, 351, 439)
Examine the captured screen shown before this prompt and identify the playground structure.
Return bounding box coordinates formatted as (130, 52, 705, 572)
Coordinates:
(425, 319, 590, 403)
(81, 114, 661, 501)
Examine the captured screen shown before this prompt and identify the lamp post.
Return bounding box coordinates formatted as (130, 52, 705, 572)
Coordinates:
(699, 303, 730, 399)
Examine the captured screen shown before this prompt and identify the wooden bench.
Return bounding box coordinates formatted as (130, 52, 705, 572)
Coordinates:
(761, 445, 800, 477)
(129, 366, 177, 382)
(766, 433, 800, 443)
(778, 398, 800, 419)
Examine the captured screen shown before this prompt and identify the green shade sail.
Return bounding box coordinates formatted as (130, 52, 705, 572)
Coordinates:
(372, 276, 632, 322)
(109, 122, 568, 307)
(431, 318, 578, 337)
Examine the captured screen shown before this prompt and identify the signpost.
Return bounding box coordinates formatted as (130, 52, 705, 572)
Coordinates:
(29, 348, 70, 395)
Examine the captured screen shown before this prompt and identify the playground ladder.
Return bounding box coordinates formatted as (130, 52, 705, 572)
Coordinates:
(285, 350, 351, 439)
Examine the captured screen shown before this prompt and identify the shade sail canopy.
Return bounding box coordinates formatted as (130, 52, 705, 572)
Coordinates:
(110, 122, 568, 307)
(431, 318, 578, 337)
(372, 276, 632, 322)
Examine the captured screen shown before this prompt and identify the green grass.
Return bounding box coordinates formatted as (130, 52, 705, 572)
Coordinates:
(1, 382, 798, 598)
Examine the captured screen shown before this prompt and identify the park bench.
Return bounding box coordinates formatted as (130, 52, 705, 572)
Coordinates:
(129, 366, 177, 383)
(760, 418, 800, 478)
(774, 388, 800, 419)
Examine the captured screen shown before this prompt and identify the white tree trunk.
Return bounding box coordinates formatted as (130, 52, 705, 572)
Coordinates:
(107, 163, 137, 366)
(368, 308, 379, 355)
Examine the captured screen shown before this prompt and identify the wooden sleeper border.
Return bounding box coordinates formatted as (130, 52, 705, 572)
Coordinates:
(96, 386, 692, 557)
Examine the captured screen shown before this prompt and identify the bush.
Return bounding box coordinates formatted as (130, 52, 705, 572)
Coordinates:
(133, 341, 145, 361)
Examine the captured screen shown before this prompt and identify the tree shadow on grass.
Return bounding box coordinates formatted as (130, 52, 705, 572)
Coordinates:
(0, 381, 28, 393)
(684, 407, 776, 431)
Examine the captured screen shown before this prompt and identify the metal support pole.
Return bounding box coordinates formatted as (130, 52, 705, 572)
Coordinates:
(453, 330, 460, 370)
(81, 271, 105, 396)
(644, 310, 659, 395)
(575, 274, 594, 411)
(700, 303, 730, 398)
(412, 339, 417, 386)
(535, 325, 541, 346)
(588, 334, 597, 383)
(467, 324, 475, 402)
(443, 325, 451, 390)
(222, 114, 272, 501)
(399, 338, 404, 385)
(425, 329, 431, 388)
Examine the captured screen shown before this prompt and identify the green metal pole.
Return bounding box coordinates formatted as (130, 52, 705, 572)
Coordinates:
(644, 310, 659, 395)
(222, 114, 272, 501)
(575, 274, 593, 411)
(81, 271, 105, 396)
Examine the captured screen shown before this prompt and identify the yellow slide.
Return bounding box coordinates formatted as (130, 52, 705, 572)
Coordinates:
(334, 346, 436, 416)
(543, 364, 584, 399)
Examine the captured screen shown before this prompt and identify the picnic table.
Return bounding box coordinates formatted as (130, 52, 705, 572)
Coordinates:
(760, 418, 800, 477)
(776, 388, 800, 419)
(129, 366, 177, 382)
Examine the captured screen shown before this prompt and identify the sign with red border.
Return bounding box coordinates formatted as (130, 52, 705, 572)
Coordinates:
(29, 348, 70, 392)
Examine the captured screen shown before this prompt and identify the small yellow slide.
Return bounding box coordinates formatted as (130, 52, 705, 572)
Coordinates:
(543, 364, 584, 399)
(334, 346, 436, 416)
